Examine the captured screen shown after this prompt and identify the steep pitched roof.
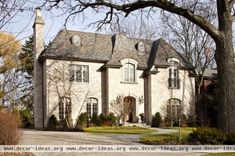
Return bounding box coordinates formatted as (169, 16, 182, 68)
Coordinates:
(42, 29, 194, 70)
(42, 29, 113, 62)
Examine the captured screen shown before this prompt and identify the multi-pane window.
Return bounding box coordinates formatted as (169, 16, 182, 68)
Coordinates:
(86, 98, 98, 117)
(59, 97, 71, 120)
(69, 64, 89, 82)
(124, 63, 135, 82)
(167, 98, 181, 119)
(168, 60, 180, 89)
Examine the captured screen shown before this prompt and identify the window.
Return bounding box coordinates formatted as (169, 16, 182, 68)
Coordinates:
(124, 63, 135, 82)
(168, 60, 180, 89)
(69, 64, 89, 82)
(59, 97, 72, 120)
(86, 98, 98, 117)
(167, 98, 181, 119)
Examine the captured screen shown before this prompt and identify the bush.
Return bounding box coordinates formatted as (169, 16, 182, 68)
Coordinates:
(151, 112, 162, 127)
(139, 113, 144, 123)
(188, 127, 226, 145)
(19, 109, 33, 128)
(107, 113, 117, 126)
(0, 111, 21, 145)
(224, 133, 235, 145)
(91, 114, 100, 126)
(77, 112, 88, 129)
(99, 113, 107, 126)
(163, 117, 171, 127)
(47, 114, 59, 130)
(187, 115, 197, 127)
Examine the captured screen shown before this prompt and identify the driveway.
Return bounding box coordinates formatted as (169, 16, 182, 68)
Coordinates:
(19, 129, 205, 156)
(20, 129, 139, 145)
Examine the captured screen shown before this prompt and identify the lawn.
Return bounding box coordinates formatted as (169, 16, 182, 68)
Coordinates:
(204, 153, 235, 156)
(140, 127, 196, 144)
(84, 126, 156, 134)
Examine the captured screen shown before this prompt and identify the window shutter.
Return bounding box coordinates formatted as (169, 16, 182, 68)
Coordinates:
(168, 78, 172, 88)
(177, 79, 180, 89)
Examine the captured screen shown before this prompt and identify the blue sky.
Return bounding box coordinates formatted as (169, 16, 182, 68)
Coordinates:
(2, 1, 109, 44)
(2, 1, 163, 45)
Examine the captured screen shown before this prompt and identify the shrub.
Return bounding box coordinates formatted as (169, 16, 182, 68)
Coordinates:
(139, 113, 144, 123)
(77, 112, 88, 129)
(179, 114, 187, 127)
(163, 117, 171, 127)
(19, 109, 33, 128)
(91, 114, 100, 126)
(107, 113, 117, 126)
(47, 114, 59, 130)
(99, 113, 107, 126)
(224, 133, 235, 145)
(187, 115, 197, 127)
(188, 127, 226, 145)
(0, 111, 21, 145)
(151, 112, 162, 127)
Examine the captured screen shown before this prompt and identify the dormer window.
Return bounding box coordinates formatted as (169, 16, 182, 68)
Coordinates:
(168, 58, 180, 89)
(120, 58, 138, 83)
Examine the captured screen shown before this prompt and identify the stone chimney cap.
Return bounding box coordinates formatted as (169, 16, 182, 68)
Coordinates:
(35, 7, 42, 17)
(34, 7, 45, 25)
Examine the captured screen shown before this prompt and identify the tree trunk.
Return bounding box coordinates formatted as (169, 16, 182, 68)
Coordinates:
(215, 34, 235, 133)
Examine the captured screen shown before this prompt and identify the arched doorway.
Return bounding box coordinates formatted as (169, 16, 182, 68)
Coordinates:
(123, 96, 136, 122)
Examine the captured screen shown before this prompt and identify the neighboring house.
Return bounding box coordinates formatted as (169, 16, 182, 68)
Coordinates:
(197, 68, 218, 126)
(33, 8, 196, 128)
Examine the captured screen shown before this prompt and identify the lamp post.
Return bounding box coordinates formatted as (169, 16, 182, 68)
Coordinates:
(179, 118, 182, 142)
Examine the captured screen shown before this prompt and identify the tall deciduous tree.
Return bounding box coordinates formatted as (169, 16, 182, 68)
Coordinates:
(0, 32, 21, 107)
(44, 0, 235, 133)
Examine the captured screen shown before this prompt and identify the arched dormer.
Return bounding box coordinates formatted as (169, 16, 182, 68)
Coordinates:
(120, 58, 138, 83)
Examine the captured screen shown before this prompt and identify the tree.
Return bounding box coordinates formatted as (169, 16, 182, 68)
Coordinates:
(159, 2, 216, 126)
(0, 32, 21, 107)
(0, 0, 26, 30)
(17, 36, 34, 110)
(44, 0, 235, 133)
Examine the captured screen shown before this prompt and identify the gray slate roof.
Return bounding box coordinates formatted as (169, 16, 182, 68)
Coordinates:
(42, 29, 194, 70)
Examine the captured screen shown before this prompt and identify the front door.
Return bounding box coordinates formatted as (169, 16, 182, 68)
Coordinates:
(123, 96, 136, 122)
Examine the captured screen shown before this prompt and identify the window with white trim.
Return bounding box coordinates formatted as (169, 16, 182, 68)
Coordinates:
(168, 60, 180, 89)
(59, 97, 71, 120)
(86, 98, 98, 117)
(124, 63, 135, 82)
(69, 64, 89, 82)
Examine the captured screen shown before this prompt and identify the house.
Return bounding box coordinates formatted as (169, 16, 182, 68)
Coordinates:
(33, 8, 196, 129)
(196, 68, 218, 126)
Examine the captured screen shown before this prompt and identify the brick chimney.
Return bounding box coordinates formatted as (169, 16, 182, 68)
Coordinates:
(33, 7, 45, 129)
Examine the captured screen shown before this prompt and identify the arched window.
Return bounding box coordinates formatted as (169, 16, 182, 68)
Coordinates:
(87, 98, 98, 117)
(168, 60, 180, 89)
(124, 63, 135, 82)
(167, 98, 181, 119)
(59, 97, 71, 120)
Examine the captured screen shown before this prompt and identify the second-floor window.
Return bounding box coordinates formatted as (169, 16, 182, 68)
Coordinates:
(124, 63, 135, 82)
(168, 60, 180, 89)
(69, 64, 89, 82)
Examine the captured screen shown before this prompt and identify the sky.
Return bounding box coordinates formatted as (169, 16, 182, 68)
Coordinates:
(2, 1, 163, 45)
(2, 1, 110, 44)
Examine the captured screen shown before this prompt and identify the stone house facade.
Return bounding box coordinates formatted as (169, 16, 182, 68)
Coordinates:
(33, 9, 196, 128)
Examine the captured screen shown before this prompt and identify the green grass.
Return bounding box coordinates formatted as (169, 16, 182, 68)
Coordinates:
(140, 127, 195, 142)
(204, 153, 235, 156)
(84, 126, 156, 134)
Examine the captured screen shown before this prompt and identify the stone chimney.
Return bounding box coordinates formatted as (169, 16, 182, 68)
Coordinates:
(33, 7, 45, 129)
